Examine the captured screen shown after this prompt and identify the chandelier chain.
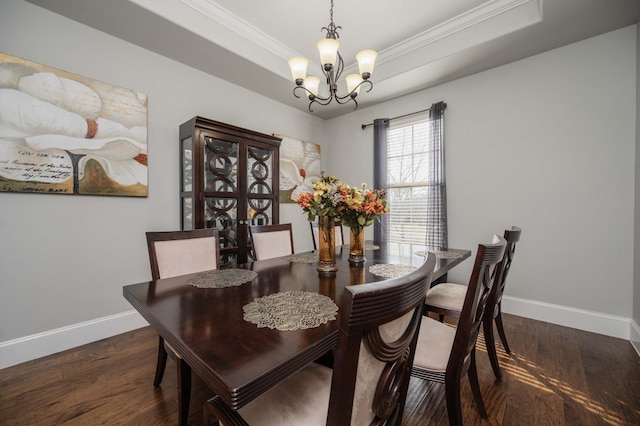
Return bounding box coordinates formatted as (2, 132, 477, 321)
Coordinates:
(322, 0, 341, 39)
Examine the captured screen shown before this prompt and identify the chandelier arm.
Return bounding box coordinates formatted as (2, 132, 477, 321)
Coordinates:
(292, 86, 305, 99)
(308, 92, 337, 112)
(311, 93, 336, 106)
(334, 80, 374, 102)
(350, 96, 359, 110)
(294, 85, 333, 102)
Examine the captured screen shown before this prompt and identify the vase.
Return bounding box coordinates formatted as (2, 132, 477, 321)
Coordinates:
(317, 216, 338, 273)
(349, 226, 366, 265)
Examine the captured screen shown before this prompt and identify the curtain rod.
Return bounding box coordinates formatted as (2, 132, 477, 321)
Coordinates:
(360, 103, 447, 130)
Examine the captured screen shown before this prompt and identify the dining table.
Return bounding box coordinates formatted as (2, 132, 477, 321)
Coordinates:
(123, 241, 470, 422)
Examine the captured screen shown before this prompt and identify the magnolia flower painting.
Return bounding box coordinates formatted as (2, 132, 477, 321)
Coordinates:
(277, 135, 321, 203)
(0, 52, 148, 196)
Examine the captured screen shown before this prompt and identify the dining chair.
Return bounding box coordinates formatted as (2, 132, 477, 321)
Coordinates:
(249, 223, 294, 260)
(411, 235, 507, 425)
(309, 219, 344, 250)
(203, 252, 438, 426)
(424, 226, 522, 379)
(145, 228, 220, 426)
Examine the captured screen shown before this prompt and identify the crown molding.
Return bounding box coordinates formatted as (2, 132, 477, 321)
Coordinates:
(379, 0, 540, 63)
(180, 0, 541, 80)
(181, 0, 297, 61)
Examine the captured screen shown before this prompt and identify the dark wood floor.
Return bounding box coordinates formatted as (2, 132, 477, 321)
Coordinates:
(1, 313, 639, 425)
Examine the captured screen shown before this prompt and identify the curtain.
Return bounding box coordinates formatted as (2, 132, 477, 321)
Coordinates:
(373, 118, 389, 242)
(426, 101, 447, 250)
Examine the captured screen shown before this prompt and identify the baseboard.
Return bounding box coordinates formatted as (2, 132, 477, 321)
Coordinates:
(0, 310, 149, 370)
(502, 296, 631, 340)
(631, 319, 640, 357)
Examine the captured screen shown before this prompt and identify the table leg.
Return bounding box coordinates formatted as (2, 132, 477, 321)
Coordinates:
(177, 358, 191, 426)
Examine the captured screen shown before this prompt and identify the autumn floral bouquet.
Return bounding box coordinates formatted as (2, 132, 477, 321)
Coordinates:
(295, 173, 349, 221)
(340, 183, 389, 229)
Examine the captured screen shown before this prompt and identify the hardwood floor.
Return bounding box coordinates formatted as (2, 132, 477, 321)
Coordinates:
(1, 313, 639, 425)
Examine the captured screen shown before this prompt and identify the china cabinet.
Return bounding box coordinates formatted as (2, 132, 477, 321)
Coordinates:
(179, 117, 281, 266)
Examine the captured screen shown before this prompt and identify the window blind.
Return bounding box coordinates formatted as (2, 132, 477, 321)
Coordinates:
(386, 120, 435, 245)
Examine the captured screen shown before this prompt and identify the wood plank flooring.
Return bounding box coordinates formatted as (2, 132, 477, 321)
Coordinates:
(1, 313, 639, 425)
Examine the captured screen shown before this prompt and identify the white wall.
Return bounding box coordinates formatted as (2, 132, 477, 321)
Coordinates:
(326, 26, 637, 338)
(0, 1, 325, 367)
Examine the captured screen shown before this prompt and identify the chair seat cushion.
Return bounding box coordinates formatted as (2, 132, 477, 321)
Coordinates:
(425, 283, 466, 311)
(413, 317, 456, 372)
(234, 362, 332, 425)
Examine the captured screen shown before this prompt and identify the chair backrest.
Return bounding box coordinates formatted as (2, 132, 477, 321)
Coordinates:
(326, 252, 437, 425)
(309, 220, 344, 250)
(249, 223, 294, 260)
(146, 229, 220, 280)
(448, 235, 507, 374)
(490, 226, 522, 312)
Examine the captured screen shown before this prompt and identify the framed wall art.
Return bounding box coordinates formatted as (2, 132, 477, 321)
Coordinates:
(275, 134, 321, 203)
(0, 52, 148, 196)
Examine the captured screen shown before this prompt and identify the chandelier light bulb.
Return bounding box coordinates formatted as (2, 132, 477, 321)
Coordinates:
(305, 76, 321, 97)
(345, 74, 363, 95)
(288, 57, 309, 84)
(356, 50, 378, 79)
(317, 38, 340, 70)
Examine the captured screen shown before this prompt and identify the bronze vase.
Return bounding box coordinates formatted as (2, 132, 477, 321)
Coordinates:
(348, 226, 366, 265)
(317, 216, 338, 273)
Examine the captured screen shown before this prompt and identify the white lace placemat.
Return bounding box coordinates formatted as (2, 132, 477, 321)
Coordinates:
(243, 291, 338, 331)
(415, 250, 465, 259)
(369, 263, 417, 279)
(280, 252, 319, 263)
(187, 269, 257, 289)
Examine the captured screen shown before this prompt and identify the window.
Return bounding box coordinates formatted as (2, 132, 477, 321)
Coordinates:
(374, 102, 447, 249)
(386, 120, 431, 244)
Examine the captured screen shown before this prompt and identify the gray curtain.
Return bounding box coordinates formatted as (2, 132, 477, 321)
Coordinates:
(426, 101, 447, 250)
(373, 118, 389, 242)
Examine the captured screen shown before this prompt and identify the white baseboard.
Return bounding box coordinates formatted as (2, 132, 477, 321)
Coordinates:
(631, 319, 640, 357)
(502, 296, 631, 340)
(0, 310, 149, 370)
(1, 300, 637, 370)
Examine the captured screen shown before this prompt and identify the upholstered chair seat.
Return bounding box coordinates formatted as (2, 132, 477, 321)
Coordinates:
(425, 282, 466, 314)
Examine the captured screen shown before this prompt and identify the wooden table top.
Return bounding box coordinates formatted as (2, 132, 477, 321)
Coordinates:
(123, 242, 470, 410)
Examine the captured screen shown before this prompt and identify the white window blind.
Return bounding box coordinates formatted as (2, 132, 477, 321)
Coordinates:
(386, 120, 432, 245)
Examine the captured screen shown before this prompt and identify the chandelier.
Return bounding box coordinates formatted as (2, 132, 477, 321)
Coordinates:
(287, 0, 377, 112)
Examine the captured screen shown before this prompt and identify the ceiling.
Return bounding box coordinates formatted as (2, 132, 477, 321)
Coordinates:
(24, 0, 640, 120)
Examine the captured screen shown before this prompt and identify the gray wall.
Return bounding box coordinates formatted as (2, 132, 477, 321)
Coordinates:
(0, 0, 638, 367)
(325, 26, 638, 339)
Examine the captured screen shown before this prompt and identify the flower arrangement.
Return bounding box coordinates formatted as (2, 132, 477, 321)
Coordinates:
(295, 173, 350, 221)
(340, 183, 389, 228)
(295, 173, 389, 227)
